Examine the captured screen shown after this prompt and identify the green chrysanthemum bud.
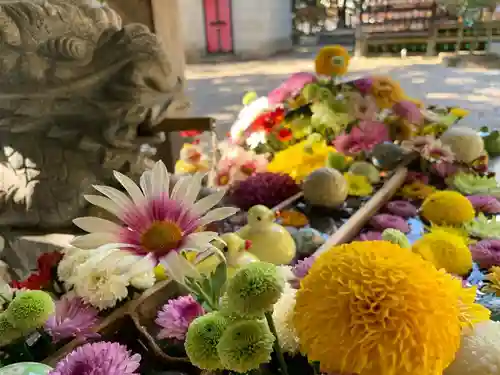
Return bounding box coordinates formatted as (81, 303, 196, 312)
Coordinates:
(217, 319, 275, 373)
(0, 313, 21, 347)
(382, 228, 411, 249)
(301, 83, 320, 102)
(224, 262, 284, 317)
(184, 312, 229, 370)
(6, 291, 55, 332)
(348, 161, 381, 184)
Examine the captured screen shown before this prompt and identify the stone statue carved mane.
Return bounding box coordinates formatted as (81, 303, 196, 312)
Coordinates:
(0, 0, 187, 229)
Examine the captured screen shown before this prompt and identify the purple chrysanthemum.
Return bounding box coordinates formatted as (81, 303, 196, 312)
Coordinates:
(228, 172, 301, 211)
(357, 231, 383, 241)
(370, 214, 410, 233)
(467, 195, 500, 214)
(49, 341, 141, 375)
(292, 256, 316, 279)
(353, 78, 373, 94)
(45, 295, 100, 343)
(386, 200, 418, 218)
(155, 295, 205, 341)
(470, 239, 500, 269)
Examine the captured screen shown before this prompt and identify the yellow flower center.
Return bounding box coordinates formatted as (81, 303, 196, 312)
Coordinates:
(141, 220, 183, 253)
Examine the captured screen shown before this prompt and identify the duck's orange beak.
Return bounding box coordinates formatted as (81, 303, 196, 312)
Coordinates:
(244, 240, 252, 250)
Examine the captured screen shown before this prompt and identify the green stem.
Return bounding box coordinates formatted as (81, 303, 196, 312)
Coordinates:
(189, 282, 218, 311)
(264, 311, 289, 375)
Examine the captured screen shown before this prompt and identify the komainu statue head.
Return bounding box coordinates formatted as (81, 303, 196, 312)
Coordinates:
(0, 0, 189, 228)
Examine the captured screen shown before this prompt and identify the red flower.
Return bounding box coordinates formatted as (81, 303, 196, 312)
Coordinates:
(12, 272, 50, 290)
(38, 251, 63, 278)
(248, 108, 285, 134)
(276, 128, 293, 142)
(12, 251, 62, 290)
(180, 130, 203, 137)
(240, 161, 257, 176)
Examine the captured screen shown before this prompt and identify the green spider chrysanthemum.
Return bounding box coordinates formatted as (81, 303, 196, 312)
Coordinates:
(224, 262, 285, 317)
(449, 172, 500, 196)
(382, 228, 411, 248)
(6, 290, 55, 332)
(464, 213, 500, 240)
(184, 312, 229, 370)
(0, 313, 21, 346)
(217, 319, 275, 373)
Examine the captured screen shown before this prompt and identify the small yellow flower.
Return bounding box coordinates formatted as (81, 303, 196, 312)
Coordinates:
(279, 210, 309, 228)
(154, 264, 168, 281)
(314, 45, 350, 77)
(485, 266, 500, 296)
(370, 76, 405, 109)
(399, 182, 437, 200)
(420, 123, 449, 136)
(344, 173, 373, 196)
(450, 107, 470, 118)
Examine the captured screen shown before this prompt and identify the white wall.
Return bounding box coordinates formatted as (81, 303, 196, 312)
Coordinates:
(179, 0, 206, 61)
(231, 0, 293, 59)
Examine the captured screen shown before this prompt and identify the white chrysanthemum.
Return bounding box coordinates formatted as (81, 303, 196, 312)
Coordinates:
(272, 282, 300, 354)
(444, 320, 500, 375)
(230, 96, 270, 142)
(64, 246, 156, 310)
(57, 247, 94, 286)
(71, 160, 238, 261)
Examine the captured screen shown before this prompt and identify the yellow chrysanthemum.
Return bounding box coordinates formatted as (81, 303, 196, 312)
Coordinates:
(399, 182, 437, 200)
(450, 107, 470, 118)
(314, 45, 350, 77)
(421, 191, 475, 226)
(370, 76, 405, 109)
(293, 241, 464, 375)
(484, 266, 500, 296)
(344, 173, 373, 196)
(412, 231, 473, 276)
(457, 284, 490, 327)
(427, 223, 472, 245)
(419, 123, 449, 136)
(267, 140, 336, 182)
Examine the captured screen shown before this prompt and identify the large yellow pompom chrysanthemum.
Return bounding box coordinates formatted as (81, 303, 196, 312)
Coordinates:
(293, 241, 465, 375)
(421, 190, 475, 226)
(314, 45, 350, 77)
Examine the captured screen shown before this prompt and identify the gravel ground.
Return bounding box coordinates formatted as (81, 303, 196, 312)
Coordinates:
(184, 53, 500, 137)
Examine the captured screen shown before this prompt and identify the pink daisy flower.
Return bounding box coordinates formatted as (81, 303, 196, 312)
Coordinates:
(420, 140, 455, 164)
(72, 161, 239, 260)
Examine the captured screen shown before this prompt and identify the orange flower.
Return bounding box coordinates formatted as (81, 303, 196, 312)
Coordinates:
(315, 45, 350, 76)
(370, 76, 405, 109)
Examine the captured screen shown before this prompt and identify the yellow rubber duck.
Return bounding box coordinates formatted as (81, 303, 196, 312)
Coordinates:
(186, 233, 259, 278)
(237, 205, 296, 265)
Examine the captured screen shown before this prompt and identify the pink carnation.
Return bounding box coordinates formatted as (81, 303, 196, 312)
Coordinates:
(357, 231, 383, 241)
(333, 121, 390, 156)
(386, 200, 418, 218)
(268, 72, 316, 105)
(467, 195, 500, 214)
(370, 214, 410, 233)
(392, 100, 423, 125)
(470, 239, 500, 269)
(405, 171, 429, 185)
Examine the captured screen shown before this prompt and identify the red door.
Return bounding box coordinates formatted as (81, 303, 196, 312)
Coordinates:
(203, 0, 233, 54)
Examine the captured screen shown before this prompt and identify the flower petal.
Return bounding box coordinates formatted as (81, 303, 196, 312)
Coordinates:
(198, 207, 240, 227)
(151, 160, 170, 199)
(92, 185, 134, 210)
(73, 217, 123, 234)
(181, 172, 204, 207)
(113, 171, 146, 206)
(84, 195, 122, 217)
(140, 170, 154, 199)
(191, 190, 226, 216)
(71, 232, 119, 249)
(181, 231, 220, 250)
(159, 251, 201, 284)
(171, 175, 191, 202)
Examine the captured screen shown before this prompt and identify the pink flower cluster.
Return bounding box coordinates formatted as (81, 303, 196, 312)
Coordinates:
(268, 72, 317, 105)
(213, 142, 268, 187)
(333, 121, 390, 156)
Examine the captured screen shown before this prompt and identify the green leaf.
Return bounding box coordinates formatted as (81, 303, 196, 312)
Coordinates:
(210, 261, 228, 301)
(480, 125, 490, 133)
(200, 275, 213, 299)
